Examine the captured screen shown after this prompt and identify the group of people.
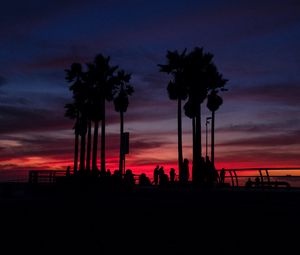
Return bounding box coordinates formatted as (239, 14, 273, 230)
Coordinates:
(151, 156, 225, 187)
(152, 165, 178, 186)
(64, 156, 227, 188)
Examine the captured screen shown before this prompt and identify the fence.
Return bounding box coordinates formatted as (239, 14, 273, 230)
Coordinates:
(218, 167, 300, 188)
(1, 168, 300, 189)
(28, 170, 67, 184)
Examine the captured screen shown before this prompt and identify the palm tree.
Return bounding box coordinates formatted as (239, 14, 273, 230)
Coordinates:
(85, 63, 102, 173)
(113, 70, 134, 175)
(65, 62, 88, 173)
(65, 63, 83, 173)
(206, 71, 227, 166)
(90, 54, 118, 174)
(82, 72, 94, 173)
(64, 102, 80, 174)
(158, 49, 188, 182)
(207, 91, 222, 166)
(183, 47, 227, 184)
(183, 47, 214, 183)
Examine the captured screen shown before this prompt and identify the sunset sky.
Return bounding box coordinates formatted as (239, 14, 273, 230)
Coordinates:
(0, 0, 300, 180)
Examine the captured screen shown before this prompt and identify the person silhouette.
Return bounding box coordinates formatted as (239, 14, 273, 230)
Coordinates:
(245, 178, 253, 188)
(153, 165, 159, 185)
(205, 156, 218, 187)
(124, 169, 135, 189)
(255, 176, 261, 187)
(158, 166, 165, 184)
(169, 168, 176, 183)
(66, 166, 71, 177)
(139, 173, 151, 186)
(219, 168, 225, 184)
(159, 173, 169, 186)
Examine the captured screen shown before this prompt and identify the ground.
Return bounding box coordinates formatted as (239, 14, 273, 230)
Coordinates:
(0, 183, 299, 254)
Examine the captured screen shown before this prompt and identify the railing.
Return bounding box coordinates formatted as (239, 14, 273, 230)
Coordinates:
(28, 170, 67, 184)
(218, 168, 300, 189)
(24, 168, 300, 188)
(2, 168, 300, 189)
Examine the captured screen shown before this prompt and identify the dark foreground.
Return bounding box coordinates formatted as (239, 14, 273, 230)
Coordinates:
(1, 183, 300, 254)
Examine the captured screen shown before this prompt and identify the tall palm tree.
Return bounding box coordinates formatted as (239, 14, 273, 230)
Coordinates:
(65, 63, 84, 173)
(207, 91, 223, 166)
(90, 54, 118, 173)
(158, 49, 188, 182)
(182, 47, 228, 184)
(113, 70, 134, 175)
(85, 63, 102, 173)
(82, 71, 94, 173)
(65, 62, 88, 173)
(64, 102, 80, 174)
(183, 47, 214, 183)
(206, 71, 227, 166)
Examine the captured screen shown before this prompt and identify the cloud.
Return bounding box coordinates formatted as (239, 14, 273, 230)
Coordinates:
(25, 55, 90, 72)
(0, 105, 70, 134)
(225, 82, 300, 106)
(218, 130, 300, 147)
(216, 148, 300, 169)
(0, 76, 7, 87)
(216, 119, 300, 134)
(0, 133, 72, 157)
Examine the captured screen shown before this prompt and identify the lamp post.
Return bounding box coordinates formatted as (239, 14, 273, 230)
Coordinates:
(206, 117, 212, 159)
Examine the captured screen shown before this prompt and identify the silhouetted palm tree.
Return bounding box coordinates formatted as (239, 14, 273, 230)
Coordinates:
(182, 48, 214, 183)
(113, 70, 134, 175)
(207, 72, 228, 166)
(82, 72, 95, 173)
(65, 63, 88, 172)
(85, 63, 102, 173)
(90, 54, 118, 173)
(64, 102, 80, 174)
(158, 49, 188, 181)
(183, 47, 227, 183)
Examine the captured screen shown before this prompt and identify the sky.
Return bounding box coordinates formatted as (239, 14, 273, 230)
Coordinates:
(0, 0, 300, 181)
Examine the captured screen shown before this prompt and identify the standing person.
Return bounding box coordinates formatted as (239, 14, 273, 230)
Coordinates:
(169, 168, 176, 183)
(124, 169, 135, 189)
(158, 166, 165, 185)
(66, 166, 71, 177)
(153, 165, 159, 185)
(219, 168, 226, 184)
(106, 169, 111, 177)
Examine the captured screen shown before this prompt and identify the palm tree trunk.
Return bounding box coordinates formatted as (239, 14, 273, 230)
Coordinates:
(74, 132, 79, 175)
(211, 110, 215, 167)
(192, 117, 196, 182)
(119, 111, 124, 175)
(178, 99, 183, 182)
(79, 133, 86, 172)
(197, 104, 202, 158)
(193, 104, 202, 183)
(86, 119, 92, 172)
(92, 120, 99, 173)
(101, 101, 106, 173)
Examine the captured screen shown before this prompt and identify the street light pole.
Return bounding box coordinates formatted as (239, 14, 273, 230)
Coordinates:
(206, 117, 212, 159)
